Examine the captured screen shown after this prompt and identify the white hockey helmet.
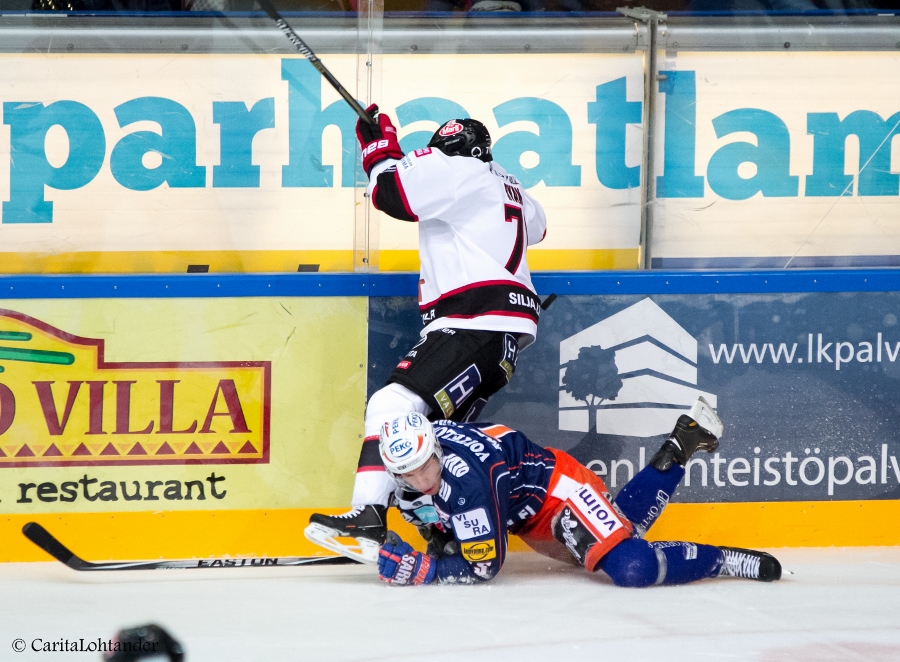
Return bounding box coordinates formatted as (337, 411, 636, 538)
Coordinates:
(379, 413, 443, 477)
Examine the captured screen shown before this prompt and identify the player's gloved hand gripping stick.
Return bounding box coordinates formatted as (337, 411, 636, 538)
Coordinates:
(356, 104, 405, 175)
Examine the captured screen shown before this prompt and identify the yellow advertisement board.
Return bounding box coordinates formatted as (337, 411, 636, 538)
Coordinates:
(0, 296, 368, 561)
(0, 308, 269, 470)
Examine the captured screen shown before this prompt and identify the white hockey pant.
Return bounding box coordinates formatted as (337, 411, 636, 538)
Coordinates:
(350, 383, 431, 507)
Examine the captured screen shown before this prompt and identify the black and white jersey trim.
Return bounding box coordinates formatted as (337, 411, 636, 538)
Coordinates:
(420, 280, 541, 327)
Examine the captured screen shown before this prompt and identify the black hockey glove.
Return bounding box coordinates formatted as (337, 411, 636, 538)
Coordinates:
(355, 103, 404, 176)
(418, 523, 459, 558)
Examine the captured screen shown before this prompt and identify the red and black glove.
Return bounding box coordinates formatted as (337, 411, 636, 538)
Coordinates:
(356, 104, 404, 176)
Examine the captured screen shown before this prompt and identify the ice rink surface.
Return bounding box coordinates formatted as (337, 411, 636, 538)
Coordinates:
(3, 547, 899, 662)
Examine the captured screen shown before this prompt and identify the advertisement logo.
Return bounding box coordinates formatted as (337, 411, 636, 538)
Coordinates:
(389, 439, 414, 458)
(434, 364, 482, 418)
(450, 507, 491, 540)
(559, 298, 716, 437)
(570, 484, 624, 537)
(460, 539, 496, 562)
(0, 310, 270, 467)
(438, 121, 464, 137)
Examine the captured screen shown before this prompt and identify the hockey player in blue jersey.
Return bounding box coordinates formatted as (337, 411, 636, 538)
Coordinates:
(375, 399, 782, 587)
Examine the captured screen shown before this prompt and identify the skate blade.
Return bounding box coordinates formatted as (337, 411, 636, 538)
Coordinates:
(303, 523, 380, 565)
(688, 396, 724, 439)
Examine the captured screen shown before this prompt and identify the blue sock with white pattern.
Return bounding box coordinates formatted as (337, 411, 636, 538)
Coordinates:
(612, 464, 685, 535)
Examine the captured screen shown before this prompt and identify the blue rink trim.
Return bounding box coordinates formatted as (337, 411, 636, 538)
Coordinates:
(653, 255, 900, 269)
(0, 269, 899, 299)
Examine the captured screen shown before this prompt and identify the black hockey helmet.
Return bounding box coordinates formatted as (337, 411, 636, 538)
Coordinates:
(427, 119, 493, 162)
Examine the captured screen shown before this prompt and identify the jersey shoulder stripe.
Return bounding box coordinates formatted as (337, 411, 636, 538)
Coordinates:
(478, 424, 515, 439)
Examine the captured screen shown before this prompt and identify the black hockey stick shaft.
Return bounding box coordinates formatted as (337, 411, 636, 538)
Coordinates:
(22, 522, 359, 571)
(257, 0, 376, 126)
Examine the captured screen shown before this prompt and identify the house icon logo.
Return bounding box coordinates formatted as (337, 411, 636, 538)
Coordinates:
(559, 298, 717, 437)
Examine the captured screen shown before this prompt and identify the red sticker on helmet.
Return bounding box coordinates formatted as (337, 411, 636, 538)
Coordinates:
(439, 121, 464, 137)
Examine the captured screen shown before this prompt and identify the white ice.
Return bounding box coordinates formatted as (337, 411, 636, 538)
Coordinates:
(3, 548, 900, 661)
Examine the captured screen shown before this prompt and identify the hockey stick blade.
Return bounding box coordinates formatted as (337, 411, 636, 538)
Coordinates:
(22, 521, 79, 568)
(22, 522, 359, 571)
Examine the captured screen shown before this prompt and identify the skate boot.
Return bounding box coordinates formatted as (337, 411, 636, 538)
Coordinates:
(304, 505, 387, 565)
(718, 547, 782, 582)
(650, 396, 724, 471)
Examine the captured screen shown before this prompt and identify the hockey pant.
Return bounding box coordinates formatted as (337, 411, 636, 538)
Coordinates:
(351, 329, 516, 507)
(515, 449, 633, 571)
(351, 383, 431, 507)
(518, 449, 725, 587)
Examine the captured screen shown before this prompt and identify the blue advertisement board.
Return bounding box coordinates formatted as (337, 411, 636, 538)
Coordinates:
(369, 282, 900, 504)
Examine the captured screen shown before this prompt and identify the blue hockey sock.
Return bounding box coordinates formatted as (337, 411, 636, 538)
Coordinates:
(598, 539, 723, 588)
(651, 541, 724, 585)
(613, 464, 685, 535)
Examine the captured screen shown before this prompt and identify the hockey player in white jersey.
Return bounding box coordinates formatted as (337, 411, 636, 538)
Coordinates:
(306, 107, 547, 562)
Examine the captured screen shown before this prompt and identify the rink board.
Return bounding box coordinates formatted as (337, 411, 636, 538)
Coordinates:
(0, 53, 641, 274)
(4, 52, 900, 273)
(2, 270, 900, 562)
(7, 500, 900, 563)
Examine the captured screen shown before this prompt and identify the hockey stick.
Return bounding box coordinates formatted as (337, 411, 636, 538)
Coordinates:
(256, 0, 376, 126)
(22, 522, 360, 572)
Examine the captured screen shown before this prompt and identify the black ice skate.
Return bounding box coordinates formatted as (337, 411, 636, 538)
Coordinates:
(718, 547, 782, 582)
(650, 396, 724, 471)
(304, 505, 387, 565)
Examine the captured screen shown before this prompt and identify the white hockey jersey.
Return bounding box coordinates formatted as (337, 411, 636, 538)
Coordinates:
(368, 147, 547, 348)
